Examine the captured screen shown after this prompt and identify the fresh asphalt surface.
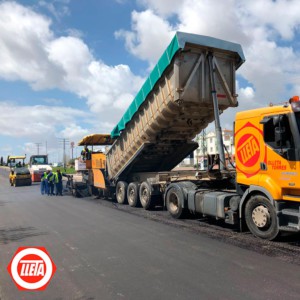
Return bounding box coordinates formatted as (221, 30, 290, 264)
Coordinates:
(0, 167, 300, 300)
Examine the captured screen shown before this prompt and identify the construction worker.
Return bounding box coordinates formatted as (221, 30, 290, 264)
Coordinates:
(81, 145, 91, 160)
(47, 171, 55, 196)
(54, 169, 63, 196)
(40, 170, 50, 195)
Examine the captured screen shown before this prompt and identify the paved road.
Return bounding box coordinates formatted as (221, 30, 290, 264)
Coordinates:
(0, 168, 300, 299)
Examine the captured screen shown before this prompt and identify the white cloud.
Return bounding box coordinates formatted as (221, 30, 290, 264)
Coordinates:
(65, 28, 84, 39)
(137, 0, 182, 17)
(112, 0, 300, 138)
(0, 98, 124, 158)
(238, 86, 255, 101)
(177, 0, 248, 44)
(117, 0, 300, 111)
(238, 0, 300, 41)
(238, 37, 300, 102)
(0, 101, 88, 138)
(84, 62, 144, 112)
(38, 0, 70, 20)
(0, 100, 94, 158)
(0, 2, 57, 84)
(113, 93, 137, 110)
(0, 1, 143, 114)
(0, 1, 144, 155)
(43, 98, 64, 105)
(115, 0, 128, 4)
(2, 0, 300, 156)
(115, 10, 175, 65)
(58, 124, 89, 139)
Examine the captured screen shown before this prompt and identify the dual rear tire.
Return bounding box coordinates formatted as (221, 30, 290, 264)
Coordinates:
(116, 181, 128, 204)
(127, 182, 140, 207)
(139, 182, 154, 210)
(116, 181, 156, 210)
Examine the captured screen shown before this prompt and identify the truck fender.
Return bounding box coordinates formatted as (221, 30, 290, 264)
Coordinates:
(239, 185, 275, 219)
(164, 181, 197, 208)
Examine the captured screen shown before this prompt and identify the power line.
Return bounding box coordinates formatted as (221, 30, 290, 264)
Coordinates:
(58, 138, 70, 168)
(70, 142, 75, 160)
(34, 142, 42, 155)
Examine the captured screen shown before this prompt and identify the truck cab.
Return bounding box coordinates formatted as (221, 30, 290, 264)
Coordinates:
(235, 97, 300, 239)
(29, 155, 52, 182)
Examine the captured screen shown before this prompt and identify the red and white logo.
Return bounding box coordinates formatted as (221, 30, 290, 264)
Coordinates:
(235, 121, 266, 178)
(236, 133, 260, 167)
(7, 247, 56, 291)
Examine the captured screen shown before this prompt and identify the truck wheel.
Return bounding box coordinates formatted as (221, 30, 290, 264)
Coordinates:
(166, 186, 185, 219)
(139, 181, 154, 210)
(116, 181, 128, 204)
(245, 195, 279, 240)
(127, 182, 140, 207)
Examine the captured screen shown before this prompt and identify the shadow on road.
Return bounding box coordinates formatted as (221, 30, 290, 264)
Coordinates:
(0, 226, 47, 244)
(278, 233, 300, 246)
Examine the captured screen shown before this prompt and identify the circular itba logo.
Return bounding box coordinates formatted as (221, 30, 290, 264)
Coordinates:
(235, 122, 266, 178)
(7, 247, 56, 291)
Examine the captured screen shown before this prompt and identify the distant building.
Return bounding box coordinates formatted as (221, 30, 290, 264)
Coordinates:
(196, 129, 234, 167)
(205, 129, 234, 156)
(181, 129, 234, 168)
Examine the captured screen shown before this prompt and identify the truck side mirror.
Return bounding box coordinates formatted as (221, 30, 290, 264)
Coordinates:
(275, 126, 286, 147)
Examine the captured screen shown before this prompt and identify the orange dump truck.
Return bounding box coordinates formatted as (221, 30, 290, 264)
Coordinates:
(78, 32, 300, 240)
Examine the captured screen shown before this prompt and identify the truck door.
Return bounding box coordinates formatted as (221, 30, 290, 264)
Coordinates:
(259, 113, 299, 199)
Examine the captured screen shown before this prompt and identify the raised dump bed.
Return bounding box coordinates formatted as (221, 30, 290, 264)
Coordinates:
(107, 31, 245, 182)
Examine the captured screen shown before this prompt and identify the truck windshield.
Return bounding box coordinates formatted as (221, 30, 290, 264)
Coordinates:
(32, 156, 48, 164)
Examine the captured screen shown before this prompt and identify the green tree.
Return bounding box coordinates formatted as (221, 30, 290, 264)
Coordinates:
(68, 158, 75, 167)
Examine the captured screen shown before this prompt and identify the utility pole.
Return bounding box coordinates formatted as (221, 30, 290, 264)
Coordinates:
(70, 142, 75, 160)
(58, 138, 69, 169)
(35, 143, 42, 155)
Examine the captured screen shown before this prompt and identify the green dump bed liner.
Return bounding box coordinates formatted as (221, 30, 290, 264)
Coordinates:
(107, 32, 245, 181)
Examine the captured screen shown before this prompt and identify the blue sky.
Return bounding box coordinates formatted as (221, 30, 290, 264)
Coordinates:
(1, 0, 300, 162)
